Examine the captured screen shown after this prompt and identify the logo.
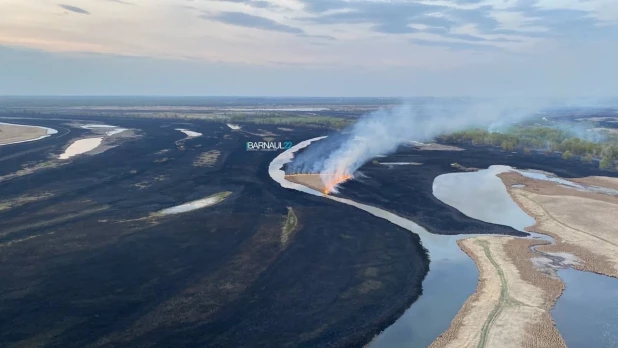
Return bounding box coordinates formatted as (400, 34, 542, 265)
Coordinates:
(246, 141, 293, 151)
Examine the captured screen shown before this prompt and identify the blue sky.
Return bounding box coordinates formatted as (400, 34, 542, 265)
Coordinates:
(1, 0, 617, 97)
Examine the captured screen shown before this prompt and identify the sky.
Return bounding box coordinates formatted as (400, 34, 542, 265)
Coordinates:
(1, 0, 617, 97)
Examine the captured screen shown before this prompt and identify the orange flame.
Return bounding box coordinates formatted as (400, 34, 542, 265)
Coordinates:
(322, 173, 352, 195)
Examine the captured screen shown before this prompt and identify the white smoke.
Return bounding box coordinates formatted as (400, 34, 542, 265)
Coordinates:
(290, 98, 552, 184)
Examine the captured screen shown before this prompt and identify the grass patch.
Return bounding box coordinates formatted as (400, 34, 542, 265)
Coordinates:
(281, 207, 298, 247)
(193, 150, 221, 167)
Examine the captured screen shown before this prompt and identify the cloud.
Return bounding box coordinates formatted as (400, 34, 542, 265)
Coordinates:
(299, 34, 337, 41)
(217, 0, 277, 9)
(410, 38, 502, 51)
(505, 3, 618, 41)
(1, 0, 616, 86)
(297, 0, 519, 46)
(373, 23, 422, 34)
(105, 0, 133, 4)
(58, 4, 90, 14)
(203, 11, 304, 34)
(297, 0, 618, 43)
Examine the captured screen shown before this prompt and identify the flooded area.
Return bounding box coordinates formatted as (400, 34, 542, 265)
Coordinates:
(59, 138, 103, 160)
(270, 137, 478, 348)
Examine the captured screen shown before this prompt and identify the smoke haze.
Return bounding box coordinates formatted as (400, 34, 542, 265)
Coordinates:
(289, 99, 554, 188)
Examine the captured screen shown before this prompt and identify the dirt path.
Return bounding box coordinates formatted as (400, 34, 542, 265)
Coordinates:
(430, 236, 565, 348)
(476, 239, 525, 347)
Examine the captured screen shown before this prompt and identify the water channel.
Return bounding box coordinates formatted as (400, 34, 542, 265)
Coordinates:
(270, 137, 618, 347)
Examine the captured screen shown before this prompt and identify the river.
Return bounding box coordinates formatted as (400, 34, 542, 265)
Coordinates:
(269, 137, 618, 347)
(269, 137, 478, 347)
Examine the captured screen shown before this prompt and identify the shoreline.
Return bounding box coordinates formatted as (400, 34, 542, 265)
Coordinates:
(499, 172, 618, 279)
(0, 122, 57, 146)
(430, 236, 565, 348)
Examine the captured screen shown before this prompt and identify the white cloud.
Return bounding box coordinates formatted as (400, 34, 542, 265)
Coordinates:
(0, 0, 616, 73)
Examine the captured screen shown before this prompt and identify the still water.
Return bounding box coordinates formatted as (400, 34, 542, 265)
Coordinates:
(433, 165, 618, 348)
(553, 269, 618, 348)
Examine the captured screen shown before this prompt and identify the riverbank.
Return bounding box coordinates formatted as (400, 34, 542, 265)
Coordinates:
(430, 236, 565, 348)
(499, 172, 618, 278)
(0, 122, 51, 145)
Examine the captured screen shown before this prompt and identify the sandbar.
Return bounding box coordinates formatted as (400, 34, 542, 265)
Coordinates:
(0, 122, 56, 146)
(285, 174, 326, 192)
(59, 138, 104, 160)
(431, 236, 565, 348)
(176, 128, 202, 137)
(156, 192, 231, 215)
(499, 172, 618, 278)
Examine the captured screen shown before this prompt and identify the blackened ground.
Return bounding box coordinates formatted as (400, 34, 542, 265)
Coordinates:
(332, 142, 617, 237)
(0, 115, 428, 348)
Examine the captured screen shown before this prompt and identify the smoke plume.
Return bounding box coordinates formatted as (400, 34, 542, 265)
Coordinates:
(289, 99, 551, 191)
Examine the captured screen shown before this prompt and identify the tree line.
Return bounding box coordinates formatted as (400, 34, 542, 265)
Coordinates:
(438, 127, 618, 170)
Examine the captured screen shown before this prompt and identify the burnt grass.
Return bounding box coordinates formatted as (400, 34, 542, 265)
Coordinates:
(333, 141, 618, 237)
(2, 114, 614, 347)
(0, 116, 427, 347)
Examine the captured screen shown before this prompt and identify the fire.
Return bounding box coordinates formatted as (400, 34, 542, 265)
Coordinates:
(321, 173, 352, 195)
(284, 172, 352, 195)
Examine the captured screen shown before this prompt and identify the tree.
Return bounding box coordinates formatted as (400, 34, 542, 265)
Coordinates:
(501, 141, 515, 152)
(562, 151, 573, 160)
(582, 153, 593, 163)
(599, 156, 613, 170)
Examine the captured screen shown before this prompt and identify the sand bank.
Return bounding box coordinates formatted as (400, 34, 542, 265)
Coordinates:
(156, 192, 231, 215)
(175, 128, 202, 137)
(285, 174, 327, 193)
(499, 172, 618, 278)
(284, 173, 350, 193)
(571, 176, 618, 191)
(59, 138, 103, 160)
(431, 236, 565, 348)
(0, 122, 57, 146)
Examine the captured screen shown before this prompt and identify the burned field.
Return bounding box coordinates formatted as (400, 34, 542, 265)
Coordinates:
(3, 111, 614, 347)
(330, 140, 615, 238)
(0, 116, 427, 347)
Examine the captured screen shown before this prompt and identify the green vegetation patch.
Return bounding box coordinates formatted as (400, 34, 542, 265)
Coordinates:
(225, 113, 351, 129)
(281, 207, 298, 247)
(439, 126, 618, 170)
